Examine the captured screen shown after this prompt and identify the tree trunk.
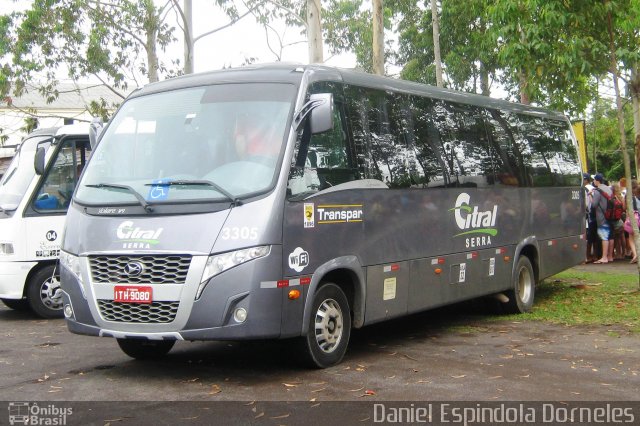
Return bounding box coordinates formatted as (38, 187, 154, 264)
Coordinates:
(183, 0, 194, 74)
(431, 0, 443, 87)
(372, 0, 384, 75)
(143, 0, 159, 82)
(306, 0, 323, 63)
(519, 72, 530, 104)
(630, 66, 640, 176)
(480, 61, 490, 96)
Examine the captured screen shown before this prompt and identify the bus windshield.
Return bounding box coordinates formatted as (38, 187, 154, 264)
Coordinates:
(0, 135, 51, 211)
(75, 83, 296, 208)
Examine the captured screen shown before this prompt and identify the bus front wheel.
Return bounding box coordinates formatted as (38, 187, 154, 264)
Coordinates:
(117, 339, 175, 360)
(505, 256, 535, 314)
(27, 265, 63, 319)
(300, 283, 351, 368)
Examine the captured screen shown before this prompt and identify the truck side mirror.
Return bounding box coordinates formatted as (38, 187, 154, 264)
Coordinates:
(309, 93, 334, 134)
(34, 147, 46, 175)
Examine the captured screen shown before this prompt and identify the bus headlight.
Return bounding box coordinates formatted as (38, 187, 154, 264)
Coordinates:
(0, 242, 14, 255)
(196, 246, 271, 299)
(59, 250, 83, 284)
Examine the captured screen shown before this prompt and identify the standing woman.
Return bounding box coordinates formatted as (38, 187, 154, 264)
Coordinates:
(626, 185, 640, 263)
(612, 183, 626, 260)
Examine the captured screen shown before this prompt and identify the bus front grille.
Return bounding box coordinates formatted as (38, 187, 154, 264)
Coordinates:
(97, 300, 179, 323)
(89, 255, 192, 284)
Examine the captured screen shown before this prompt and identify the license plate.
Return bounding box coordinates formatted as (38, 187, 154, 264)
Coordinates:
(114, 286, 153, 304)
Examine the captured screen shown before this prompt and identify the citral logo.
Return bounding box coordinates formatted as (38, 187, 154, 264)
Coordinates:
(450, 193, 498, 237)
(116, 221, 163, 249)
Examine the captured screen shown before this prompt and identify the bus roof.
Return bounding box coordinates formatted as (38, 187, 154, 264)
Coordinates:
(130, 63, 567, 121)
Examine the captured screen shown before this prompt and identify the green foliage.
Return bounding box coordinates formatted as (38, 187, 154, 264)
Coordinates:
(587, 95, 637, 178)
(397, 0, 499, 94)
(1, 0, 182, 103)
(322, 1, 373, 72)
(499, 270, 640, 331)
(486, 0, 611, 113)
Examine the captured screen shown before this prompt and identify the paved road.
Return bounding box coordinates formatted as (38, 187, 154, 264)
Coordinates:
(1, 291, 638, 403)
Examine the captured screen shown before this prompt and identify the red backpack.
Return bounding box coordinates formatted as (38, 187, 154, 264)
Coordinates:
(597, 189, 624, 221)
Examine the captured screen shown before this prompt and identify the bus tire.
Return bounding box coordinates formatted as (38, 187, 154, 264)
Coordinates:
(27, 265, 64, 319)
(299, 283, 351, 368)
(1, 298, 30, 311)
(117, 339, 175, 360)
(505, 256, 535, 314)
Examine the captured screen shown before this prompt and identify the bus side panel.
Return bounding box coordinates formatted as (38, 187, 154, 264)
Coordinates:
(407, 246, 508, 315)
(538, 235, 584, 281)
(364, 262, 409, 324)
(25, 215, 65, 261)
(282, 192, 366, 282)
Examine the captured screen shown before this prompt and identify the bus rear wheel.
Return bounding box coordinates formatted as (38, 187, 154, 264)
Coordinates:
(27, 265, 63, 319)
(505, 256, 535, 314)
(299, 283, 351, 368)
(117, 339, 175, 360)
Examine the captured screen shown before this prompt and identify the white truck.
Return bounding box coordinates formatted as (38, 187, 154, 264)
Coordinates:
(0, 124, 91, 318)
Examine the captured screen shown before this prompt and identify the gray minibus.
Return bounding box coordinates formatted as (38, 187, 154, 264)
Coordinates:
(59, 64, 585, 367)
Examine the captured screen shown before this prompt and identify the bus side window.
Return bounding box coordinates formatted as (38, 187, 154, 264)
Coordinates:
(288, 97, 357, 198)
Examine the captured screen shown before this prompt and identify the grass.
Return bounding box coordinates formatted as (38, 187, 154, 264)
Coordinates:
(499, 270, 640, 332)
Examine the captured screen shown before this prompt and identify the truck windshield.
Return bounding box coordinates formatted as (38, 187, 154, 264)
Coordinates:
(0, 135, 51, 211)
(75, 83, 296, 208)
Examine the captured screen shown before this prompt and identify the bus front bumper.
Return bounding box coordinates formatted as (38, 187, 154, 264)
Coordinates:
(60, 250, 306, 341)
(0, 261, 36, 299)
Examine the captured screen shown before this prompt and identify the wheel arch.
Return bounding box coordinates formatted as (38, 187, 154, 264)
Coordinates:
(513, 237, 540, 285)
(301, 255, 366, 335)
(23, 260, 57, 297)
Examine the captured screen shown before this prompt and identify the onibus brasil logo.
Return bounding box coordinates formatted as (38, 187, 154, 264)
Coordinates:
(449, 193, 498, 248)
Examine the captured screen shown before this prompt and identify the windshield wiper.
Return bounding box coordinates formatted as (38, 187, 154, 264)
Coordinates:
(146, 179, 242, 206)
(85, 183, 154, 213)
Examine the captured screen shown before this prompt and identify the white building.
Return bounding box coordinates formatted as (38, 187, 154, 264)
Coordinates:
(0, 82, 123, 147)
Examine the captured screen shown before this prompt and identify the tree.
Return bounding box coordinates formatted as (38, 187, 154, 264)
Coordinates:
(1, 0, 179, 114)
(488, 0, 609, 113)
(430, 0, 443, 87)
(306, 0, 324, 62)
(396, 0, 498, 94)
(1, 0, 279, 134)
(372, 0, 384, 75)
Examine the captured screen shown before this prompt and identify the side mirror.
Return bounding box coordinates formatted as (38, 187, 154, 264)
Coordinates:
(309, 93, 334, 134)
(34, 147, 46, 175)
(89, 117, 104, 149)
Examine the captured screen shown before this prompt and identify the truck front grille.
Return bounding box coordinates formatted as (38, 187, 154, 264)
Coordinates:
(89, 255, 191, 284)
(97, 300, 179, 323)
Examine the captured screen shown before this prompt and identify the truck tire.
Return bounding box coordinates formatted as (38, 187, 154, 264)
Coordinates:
(117, 339, 175, 360)
(504, 256, 535, 314)
(1, 298, 30, 311)
(299, 283, 351, 368)
(27, 265, 64, 319)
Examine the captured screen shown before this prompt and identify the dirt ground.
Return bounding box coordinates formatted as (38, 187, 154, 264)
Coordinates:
(1, 262, 638, 424)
